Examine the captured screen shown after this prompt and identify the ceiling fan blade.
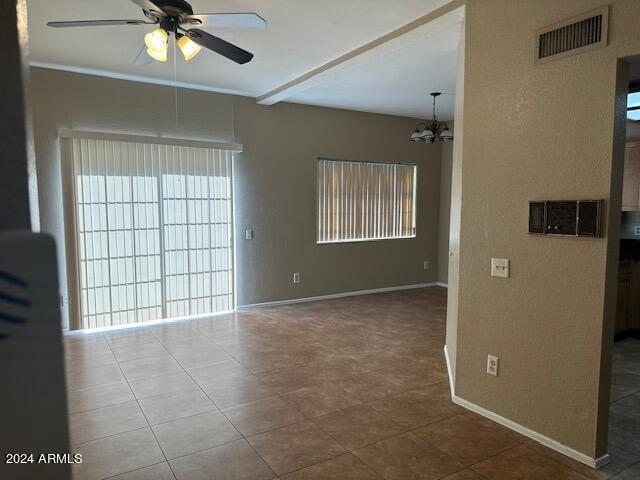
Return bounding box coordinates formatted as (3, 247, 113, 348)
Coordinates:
(129, 0, 166, 18)
(47, 19, 154, 28)
(133, 45, 154, 65)
(185, 29, 254, 64)
(181, 13, 266, 29)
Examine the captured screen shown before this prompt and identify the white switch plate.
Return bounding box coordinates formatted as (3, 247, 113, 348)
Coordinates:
(423, 261, 429, 270)
(634, 225, 640, 236)
(245, 229, 254, 240)
(491, 258, 510, 278)
(293, 272, 300, 284)
(487, 355, 499, 376)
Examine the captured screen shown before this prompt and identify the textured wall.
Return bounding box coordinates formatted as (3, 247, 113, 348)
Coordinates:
(29, 68, 443, 325)
(232, 97, 442, 306)
(438, 141, 453, 284)
(453, 0, 640, 459)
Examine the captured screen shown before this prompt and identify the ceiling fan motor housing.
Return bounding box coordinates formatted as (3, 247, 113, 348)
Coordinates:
(143, 0, 195, 24)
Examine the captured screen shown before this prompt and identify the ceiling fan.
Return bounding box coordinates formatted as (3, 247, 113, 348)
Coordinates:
(47, 0, 266, 65)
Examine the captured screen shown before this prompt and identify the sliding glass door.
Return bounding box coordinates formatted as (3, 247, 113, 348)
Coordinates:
(66, 137, 234, 330)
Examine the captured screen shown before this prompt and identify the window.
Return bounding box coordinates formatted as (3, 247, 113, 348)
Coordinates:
(317, 159, 417, 243)
(628, 91, 640, 121)
(63, 136, 235, 329)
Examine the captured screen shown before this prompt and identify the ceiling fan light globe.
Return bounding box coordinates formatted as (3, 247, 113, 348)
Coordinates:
(178, 35, 202, 61)
(144, 28, 168, 51)
(146, 46, 167, 62)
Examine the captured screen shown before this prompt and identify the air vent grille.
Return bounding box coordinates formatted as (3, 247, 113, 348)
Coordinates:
(535, 6, 608, 64)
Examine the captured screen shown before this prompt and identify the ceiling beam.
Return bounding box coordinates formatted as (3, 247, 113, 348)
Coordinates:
(256, 0, 465, 106)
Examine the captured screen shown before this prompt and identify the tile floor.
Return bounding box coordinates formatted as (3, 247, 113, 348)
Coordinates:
(63, 288, 640, 479)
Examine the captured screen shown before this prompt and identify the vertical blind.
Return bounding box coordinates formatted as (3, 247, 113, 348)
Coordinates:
(68, 137, 234, 329)
(317, 159, 417, 243)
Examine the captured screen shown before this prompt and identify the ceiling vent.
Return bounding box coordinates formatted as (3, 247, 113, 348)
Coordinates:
(535, 6, 609, 65)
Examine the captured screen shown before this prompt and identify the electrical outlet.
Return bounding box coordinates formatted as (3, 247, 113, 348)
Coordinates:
(634, 225, 640, 236)
(487, 355, 499, 376)
(491, 258, 509, 278)
(245, 229, 254, 240)
(293, 272, 300, 284)
(423, 261, 429, 270)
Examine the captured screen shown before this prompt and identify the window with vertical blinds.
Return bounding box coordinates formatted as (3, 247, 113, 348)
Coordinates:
(66, 137, 234, 330)
(317, 159, 417, 243)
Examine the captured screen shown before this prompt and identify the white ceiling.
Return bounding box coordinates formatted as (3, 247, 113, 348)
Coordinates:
(26, 0, 462, 119)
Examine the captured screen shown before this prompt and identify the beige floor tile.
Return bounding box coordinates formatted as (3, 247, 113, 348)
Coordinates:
(67, 381, 134, 414)
(72, 428, 165, 480)
(522, 440, 640, 480)
(152, 410, 241, 459)
(280, 453, 381, 480)
(169, 439, 275, 480)
(65, 350, 117, 371)
(470, 444, 591, 479)
(128, 372, 199, 399)
(247, 420, 346, 476)
(109, 462, 176, 480)
(138, 388, 216, 425)
(200, 375, 276, 409)
(237, 350, 302, 374)
(119, 355, 183, 381)
(413, 413, 524, 465)
(366, 383, 461, 428)
(66, 362, 126, 391)
(280, 383, 361, 417)
(353, 432, 464, 480)
(105, 331, 158, 348)
(187, 360, 253, 385)
(441, 469, 486, 480)
(70, 400, 147, 445)
(314, 405, 406, 450)
(333, 371, 406, 403)
(222, 396, 306, 436)
(257, 366, 319, 393)
(171, 345, 233, 369)
(110, 342, 169, 363)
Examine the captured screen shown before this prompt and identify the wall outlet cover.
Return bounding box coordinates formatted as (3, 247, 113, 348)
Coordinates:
(245, 229, 254, 240)
(293, 272, 300, 284)
(491, 258, 510, 278)
(634, 225, 640, 236)
(423, 261, 429, 270)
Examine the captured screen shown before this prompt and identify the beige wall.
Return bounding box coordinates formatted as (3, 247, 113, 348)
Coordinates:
(438, 141, 453, 284)
(451, 0, 640, 459)
(30, 67, 443, 326)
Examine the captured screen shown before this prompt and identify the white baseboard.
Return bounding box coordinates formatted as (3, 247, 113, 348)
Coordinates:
(443, 345, 608, 469)
(443, 345, 455, 399)
(237, 283, 438, 309)
(436, 282, 449, 288)
(452, 394, 610, 469)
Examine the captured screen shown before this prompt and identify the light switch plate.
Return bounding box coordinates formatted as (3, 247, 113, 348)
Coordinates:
(487, 355, 499, 376)
(491, 258, 510, 278)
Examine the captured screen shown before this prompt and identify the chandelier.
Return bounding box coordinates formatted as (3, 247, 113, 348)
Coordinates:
(409, 92, 453, 143)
